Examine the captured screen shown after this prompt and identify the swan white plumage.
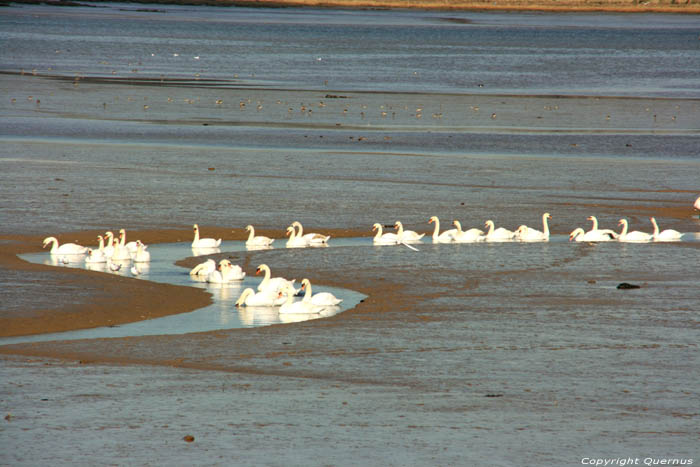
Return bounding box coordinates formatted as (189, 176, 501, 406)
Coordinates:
(586, 216, 618, 240)
(244, 225, 274, 247)
(428, 216, 456, 243)
(694, 196, 700, 211)
(285, 226, 310, 248)
(190, 258, 216, 276)
(103, 231, 115, 258)
(256, 264, 296, 294)
(132, 240, 151, 263)
(394, 221, 425, 243)
(110, 238, 132, 261)
(617, 219, 653, 242)
(569, 227, 616, 242)
(451, 220, 484, 243)
(42, 237, 88, 255)
(292, 221, 330, 244)
(514, 213, 552, 241)
(85, 248, 107, 263)
(235, 287, 286, 307)
(119, 229, 138, 254)
(650, 217, 682, 241)
(372, 223, 399, 245)
(221, 259, 245, 281)
(483, 220, 515, 241)
(279, 284, 320, 314)
(192, 224, 221, 248)
(301, 278, 343, 306)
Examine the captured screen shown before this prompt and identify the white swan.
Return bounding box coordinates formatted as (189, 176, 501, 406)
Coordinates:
(285, 226, 310, 248)
(514, 213, 552, 241)
(279, 284, 320, 314)
(372, 223, 399, 245)
(103, 231, 115, 258)
(301, 278, 342, 306)
(192, 224, 221, 248)
(292, 221, 330, 245)
(617, 218, 653, 242)
(569, 227, 616, 242)
(394, 221, 425, 243)
(244, 225, 274, 247)
(483, 220, 515, 241)
(85, 248, 107, 263)
(220, 259, 245, 281)
(451, 220, 484, 243)
(256, 264, 296, 294)
(650, 217, 682, 241)
(235, 288, 286, 307)
(110, 238, 132, 261)
(190, 258, 216, 276)
(586, 216, 618, 240)
(132, 240, 151, 263)
(118, 228, 138, 254)
(42, 236, 88, 255)
(428, 216, 456, 243)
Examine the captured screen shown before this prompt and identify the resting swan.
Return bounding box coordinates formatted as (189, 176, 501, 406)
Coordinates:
(394, 221, 425, 243)
(372, 223, 399, 245)
(451, 220, 484, 243)
(85, 248, 107, 263)
(428, 216, 456, 243)
(110, 238, 132, 261)
(245, 225, 274, 247)
(301, 278, 342, 306)
(192, 224, 221, 248)
(118, 229, 139, 254)
(650, 217, 682, 241)
(617, 219, 653, 242)
(483, 220, 515, 241)
(292, 221, 330, 244)
(132, 240, 151, 263)
(235, 287, 285, 307)
(586, 216, 618, 240)
(279, 284, 320, 314)
(256, 264, 296, 294)
(569, 227, 616, 242)
(285, 226, 310, 248)
(515, 213, 552, 241)
(42, 236, 88, 255)
(190, 258, 216, 276)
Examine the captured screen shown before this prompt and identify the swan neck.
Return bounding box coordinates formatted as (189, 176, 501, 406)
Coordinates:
(295, 223, 303, 236)
(651, 219, 659, 236)
(486, 221, 494, 236)
(542, 215, 550, 236)
(432, 219, 440, 238)
(373, 225, 382, 240)
(247, 227, 254, 242)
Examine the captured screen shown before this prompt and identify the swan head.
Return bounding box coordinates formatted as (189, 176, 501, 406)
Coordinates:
(569, 228, 584, 241)
(301, 278, 310, 290)
(245, 225, 253, 231)
(42, 237, 53, 248)
(285, 226, 294, 237)
(372, 223, 381, 232)
(485, 220, 494, 228)
(618, 219, 627, 226)
(452, 220, 461, 228)
(394, 221, 403, 229)
(255, 264, 268, 275)
(235, 288, 253, 307)
(428, 216, 436, 224)
(543, 213, 552, 220)
(292, 221, 302, 228)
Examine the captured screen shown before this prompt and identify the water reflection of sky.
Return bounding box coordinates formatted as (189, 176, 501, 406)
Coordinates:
(5, 239, 368, 346)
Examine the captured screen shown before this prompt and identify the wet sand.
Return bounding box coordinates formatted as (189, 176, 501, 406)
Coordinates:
(2, 36, 700, 464)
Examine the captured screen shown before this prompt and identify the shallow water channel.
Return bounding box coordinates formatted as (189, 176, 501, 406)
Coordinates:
(6, 239, 369, 345)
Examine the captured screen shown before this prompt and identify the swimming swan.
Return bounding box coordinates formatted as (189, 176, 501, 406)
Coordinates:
(285, 226, 310, 248)
(569, 227, 616, 242)
(617, 219, 653, 242)
(279, 284, 320, 314)
(451, 220, 484, 243)
(235, 287, 286, 307)
(428, 216, 456, 243)
(586, 216, 618, 240)
(192, 224, 222, 248)
(301, 278, 343, 306)
(132, 240, 151, 263)
(245, 225, 274, 247)
(42, 237, 88, 255)
(515, 213, 552, 241)
(292, 221, 330, 244)
(394, 221, 425, 243)
(650, 217, 682, 241)
(190, 258, 216, 276)
(372, 223, 399, 245)
(483, 220, 515, 241)
(256, 263, 296, 294)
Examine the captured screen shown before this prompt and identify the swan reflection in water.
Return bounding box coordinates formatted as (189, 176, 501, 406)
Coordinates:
(191, 246, 220, 257)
